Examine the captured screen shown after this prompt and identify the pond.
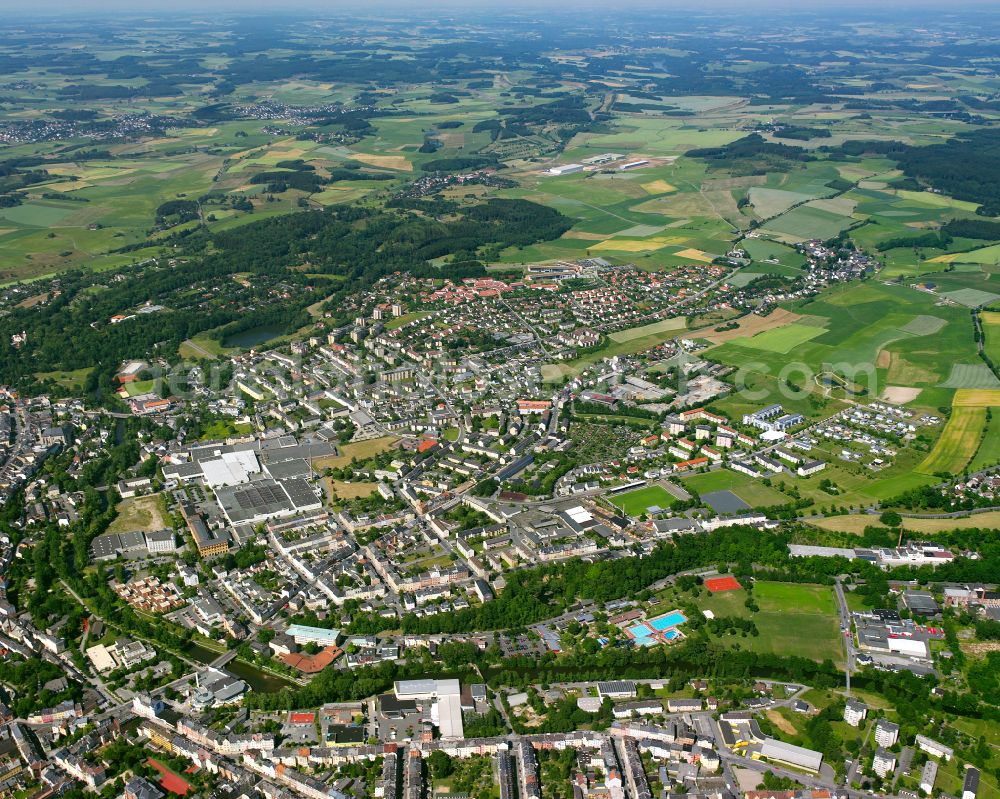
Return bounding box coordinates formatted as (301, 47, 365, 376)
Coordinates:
(223, 323, 285, 349)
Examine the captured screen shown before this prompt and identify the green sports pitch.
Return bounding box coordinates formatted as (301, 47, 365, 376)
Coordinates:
(607, 485, 677, 516)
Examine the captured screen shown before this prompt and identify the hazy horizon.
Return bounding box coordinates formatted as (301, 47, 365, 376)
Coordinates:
(4, 0, 1000, 13)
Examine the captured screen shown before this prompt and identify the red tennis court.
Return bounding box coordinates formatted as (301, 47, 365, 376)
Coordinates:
(705, 576, 742, 593)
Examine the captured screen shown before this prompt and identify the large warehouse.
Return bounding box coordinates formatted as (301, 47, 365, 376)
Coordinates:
(214, 477, 322, 525)
(759, 738, 824, 772)
(393, 679, 464, 740)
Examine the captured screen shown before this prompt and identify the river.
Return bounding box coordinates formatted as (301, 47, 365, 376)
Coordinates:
(185, 642, 295, 694)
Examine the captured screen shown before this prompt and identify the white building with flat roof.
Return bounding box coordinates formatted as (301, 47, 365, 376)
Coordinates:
(759, 738, 823, 772)
(546, 164, 584, 176)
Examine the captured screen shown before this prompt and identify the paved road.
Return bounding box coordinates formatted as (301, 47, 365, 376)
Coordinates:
(834, 578, 855, 694)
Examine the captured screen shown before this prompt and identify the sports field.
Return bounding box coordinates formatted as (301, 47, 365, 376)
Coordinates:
(705, 576, 742, 593)
(681, 468, 792, 507)
(695, 581, 841, 663)
(916, 406, 986, 475)
(148, 759, 192, 796)
(607, 485, 677, 516)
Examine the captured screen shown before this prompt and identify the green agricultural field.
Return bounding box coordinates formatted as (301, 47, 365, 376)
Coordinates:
(710, 279, 981, 398)
(741, 238, 808, 269)
(981, 311, 1000, 368)
(943, 287, 1000, 308)
(747, 187, 816, 219)
(759, 202, 853, 242)
(606, 485, 678, 516)
(730, 322, 827, 354)
(940, 363, 1000, 389)
(608, 317, 687, 342)
(969, 410, 1000, 471)
(916, 406, 987, 475)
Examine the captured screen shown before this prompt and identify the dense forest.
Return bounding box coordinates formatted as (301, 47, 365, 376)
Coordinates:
(0, 198, 571, 391)
(894, 129, 1000, 216)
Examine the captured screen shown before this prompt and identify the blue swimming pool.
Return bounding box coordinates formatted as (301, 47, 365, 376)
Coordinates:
(649, 611, 687, 631)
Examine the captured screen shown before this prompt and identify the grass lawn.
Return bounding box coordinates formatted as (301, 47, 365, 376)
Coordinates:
(384, 310, 432, 330)
(608, 316, 688, 342)
(198, 419, 252, 441)
(748, 582, 842, 663)
(697, 587, 753, 619)
(34, 366, 94, 390)
(179, 335, 236, 360)
(754, 581, 837, 615)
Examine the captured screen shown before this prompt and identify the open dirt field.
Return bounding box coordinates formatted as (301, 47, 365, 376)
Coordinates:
(696, 308, 803, 345)
(313, 436, 399, 469)
(107, 495, 168, 534)
(767, 710, 799, 736)
(880, 386, 922, 404)
(325, 478, 378, 500)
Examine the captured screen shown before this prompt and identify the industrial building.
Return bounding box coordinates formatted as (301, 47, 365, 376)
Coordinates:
(392, 679, 464, 739)
(546, 163, 584, 176)
(758, 738, 823, 772)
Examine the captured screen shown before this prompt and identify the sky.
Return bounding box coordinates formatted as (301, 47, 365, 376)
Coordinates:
(3, 0, 998, 10)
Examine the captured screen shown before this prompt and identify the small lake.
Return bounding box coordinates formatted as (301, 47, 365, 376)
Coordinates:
(223, 323, 285, 349)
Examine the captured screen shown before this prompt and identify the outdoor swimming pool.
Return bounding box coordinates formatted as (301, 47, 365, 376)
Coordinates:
(649, 611, 687, 631)
(624, 609, 688, 646)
